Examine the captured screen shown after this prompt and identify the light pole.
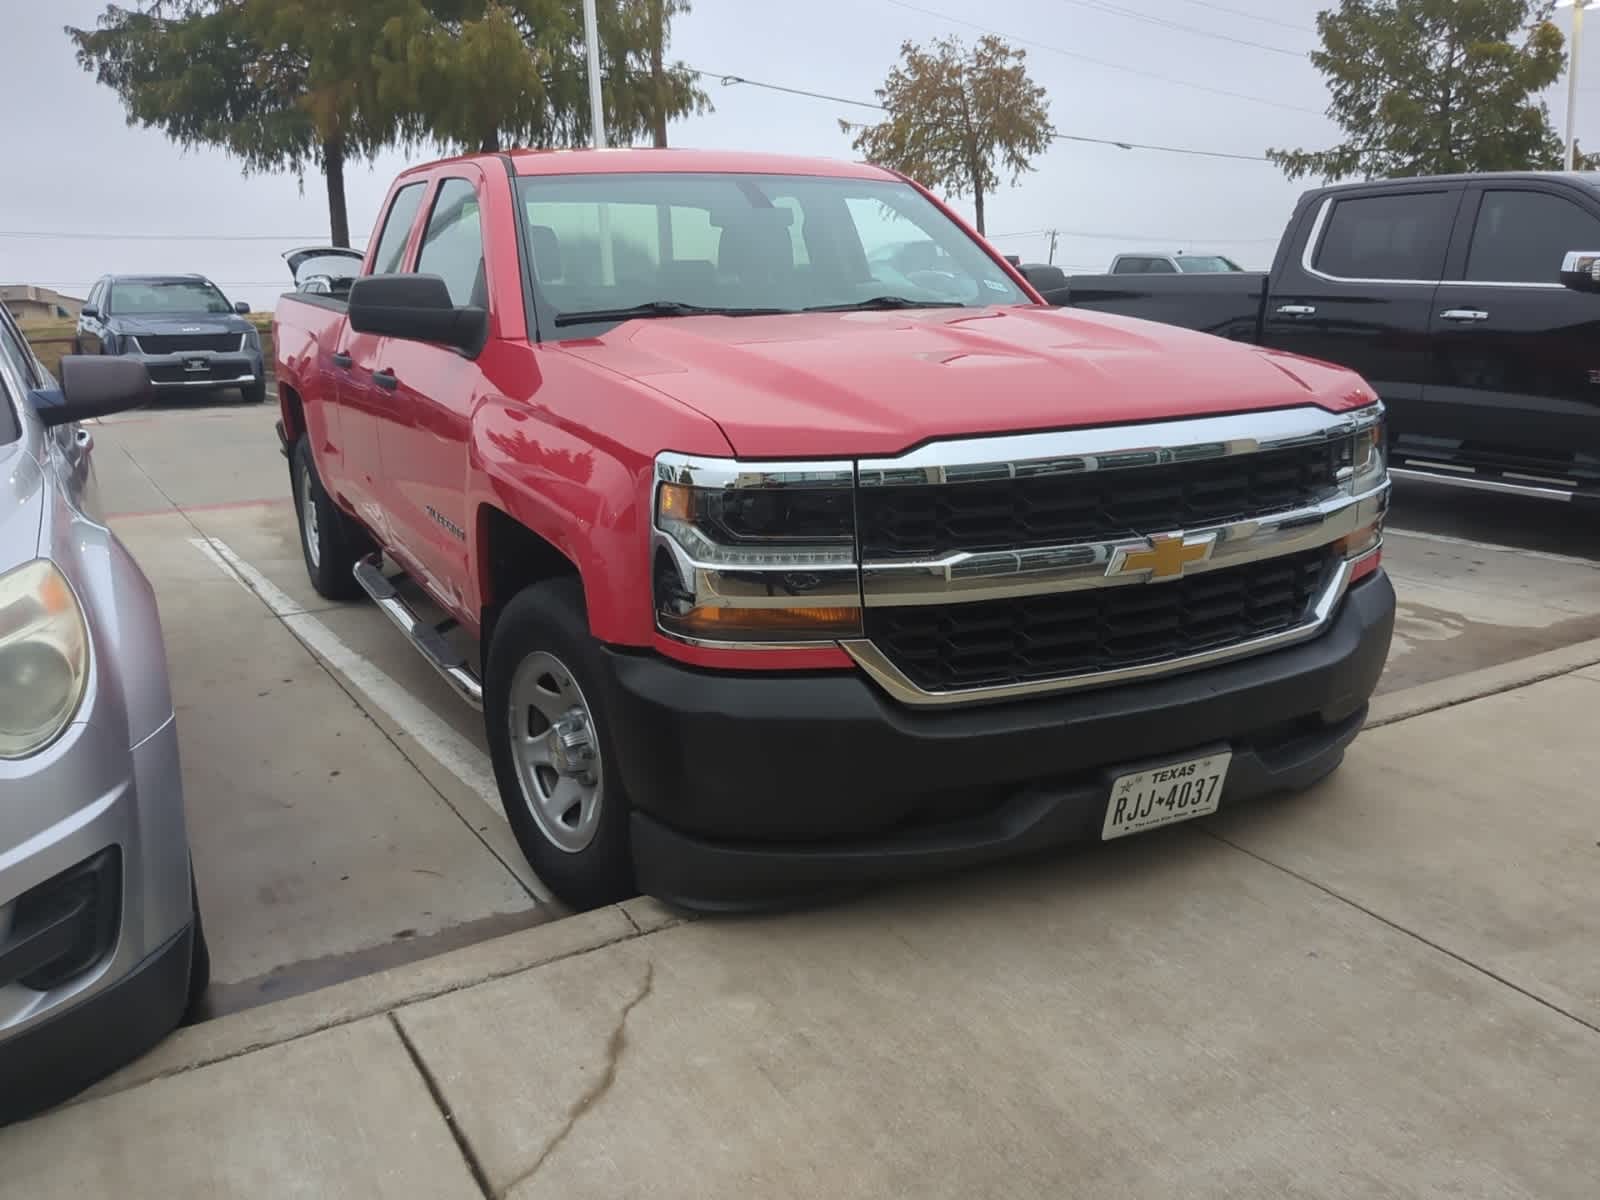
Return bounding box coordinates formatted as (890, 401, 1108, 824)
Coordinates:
(1560, 0, 1589, 170)
(583, 0, 607, 149)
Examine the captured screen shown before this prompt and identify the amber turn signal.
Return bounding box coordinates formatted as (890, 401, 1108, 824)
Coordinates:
(662, 604, 863, 640)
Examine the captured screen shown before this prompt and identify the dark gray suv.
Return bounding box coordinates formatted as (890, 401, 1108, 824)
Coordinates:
(76, 274, 266, 404)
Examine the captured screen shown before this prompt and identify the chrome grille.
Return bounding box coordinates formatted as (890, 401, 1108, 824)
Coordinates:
(857, 440, 1342, 559)
(862, 547, 1334, 692)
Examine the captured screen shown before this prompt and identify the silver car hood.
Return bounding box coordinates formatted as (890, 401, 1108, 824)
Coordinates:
(0, 439, 44, 569)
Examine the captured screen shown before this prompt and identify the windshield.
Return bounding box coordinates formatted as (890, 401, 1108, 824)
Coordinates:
(1174, 256, 1240, 273)
(515, 172, 1030, 329)
(109, 279, 232, 315)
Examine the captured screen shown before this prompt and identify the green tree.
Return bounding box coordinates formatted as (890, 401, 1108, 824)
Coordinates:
(1269, 0, 1567, 181)
(378, 0, 708, 154)
(70, 0, 407, 246)
(845, 35, 1054, 235)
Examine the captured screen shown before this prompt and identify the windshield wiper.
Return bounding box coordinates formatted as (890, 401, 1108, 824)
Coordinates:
(804, 296, 966, 313)
(553, 300, 786, 326)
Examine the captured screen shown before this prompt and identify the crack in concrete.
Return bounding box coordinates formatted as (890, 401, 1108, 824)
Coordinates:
(501, 961, 656, 1197)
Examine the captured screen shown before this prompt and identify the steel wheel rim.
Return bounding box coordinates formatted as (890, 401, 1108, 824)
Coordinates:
(507, 650, 603, 853)
(301, 468, 321, 569)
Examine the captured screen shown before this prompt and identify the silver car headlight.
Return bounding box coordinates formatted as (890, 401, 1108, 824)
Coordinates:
(1337, 407, 1387, 562)
(0, 560, 90, 759)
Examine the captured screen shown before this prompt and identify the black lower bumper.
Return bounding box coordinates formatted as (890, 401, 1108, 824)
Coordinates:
(603, 572, 1396, 910)
(0, 925, 192, 1126)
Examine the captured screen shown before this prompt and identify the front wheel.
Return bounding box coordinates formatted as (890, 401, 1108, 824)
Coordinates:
(291, 436, 373, 602)
(484, 577, 634, 910)
(243, 378, 267, 405)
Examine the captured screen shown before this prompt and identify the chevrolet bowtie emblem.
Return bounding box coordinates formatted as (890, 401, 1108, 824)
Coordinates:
(1108, 532, 1218, 582)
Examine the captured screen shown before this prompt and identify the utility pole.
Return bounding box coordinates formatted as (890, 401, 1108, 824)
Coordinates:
(1047, 230, 1059, 266)
(1561, 0, 1589, 170)
(583, 0, 607, 150)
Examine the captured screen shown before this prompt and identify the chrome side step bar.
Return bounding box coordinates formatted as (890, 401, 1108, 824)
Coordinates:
(352, 556, 484, 709)
(1389, 466, 1579, 502)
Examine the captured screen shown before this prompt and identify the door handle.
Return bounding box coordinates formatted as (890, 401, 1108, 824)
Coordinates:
(331, 351, 353, 369)
(372, 369, 398, 392)
(1275, 304, 1317, 317)
(1440, 308, 1489, 322)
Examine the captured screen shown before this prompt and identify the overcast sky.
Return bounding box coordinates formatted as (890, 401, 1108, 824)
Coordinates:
(5, 0, 1598, 310)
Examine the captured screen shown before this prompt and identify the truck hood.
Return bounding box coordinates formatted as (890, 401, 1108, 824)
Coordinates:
(109, 314, 252, 336)
(560, 305, 1375, 459)
(0, 441, 45, 567)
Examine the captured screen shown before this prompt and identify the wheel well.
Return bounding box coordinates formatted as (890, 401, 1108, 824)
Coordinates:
(479, 507, 580, 644)
(280, 383, 306, 445)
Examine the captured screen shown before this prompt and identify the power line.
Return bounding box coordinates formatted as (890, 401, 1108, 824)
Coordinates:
(880, 0, 1324, 115)
(1175, 0, 1317, 36)
(1059, 0, 1307, 57)
(693, 68, 1275, 162)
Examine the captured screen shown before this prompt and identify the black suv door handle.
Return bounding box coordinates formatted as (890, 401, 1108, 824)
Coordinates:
(331, 351, 353, 368)
(372, 369, 398, 392)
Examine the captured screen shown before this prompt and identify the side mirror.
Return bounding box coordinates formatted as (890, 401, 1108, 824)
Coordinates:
(1017, 262, 1071, 305)
(36, 356, 153, 428)
(80, 304, 99, 319)
(233, 300, 251, 315)
(1560, 251, 1600, 293)
(347, 274, 486, 353)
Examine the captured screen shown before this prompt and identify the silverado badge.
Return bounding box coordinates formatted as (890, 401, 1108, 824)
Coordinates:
(1107, 531, 1218, 582)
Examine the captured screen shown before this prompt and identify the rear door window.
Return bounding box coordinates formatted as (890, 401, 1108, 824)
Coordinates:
(370, 183, 428, 276)
(1464, 189, 1600, 284)
(415, 178, 486, 307)
(1313, 191, 1455, 282)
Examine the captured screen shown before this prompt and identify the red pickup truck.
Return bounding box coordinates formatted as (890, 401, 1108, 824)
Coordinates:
(273, 148, 1394, 911)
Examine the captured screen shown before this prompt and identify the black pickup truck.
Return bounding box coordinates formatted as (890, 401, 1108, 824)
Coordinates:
(1024, 172, 1600, 503)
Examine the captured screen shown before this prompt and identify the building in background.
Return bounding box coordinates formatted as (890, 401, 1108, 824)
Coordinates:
(1, 284, 85, 324)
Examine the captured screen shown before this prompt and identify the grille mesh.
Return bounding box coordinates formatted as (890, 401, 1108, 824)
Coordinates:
(135, 333, 243, 354)
(858, 440, 1342, 560)
(864, 547, 1335, 692)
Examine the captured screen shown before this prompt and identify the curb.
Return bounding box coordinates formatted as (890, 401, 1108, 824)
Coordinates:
(75, 896, 688, 1108)
(1366, 636, 1600, 729)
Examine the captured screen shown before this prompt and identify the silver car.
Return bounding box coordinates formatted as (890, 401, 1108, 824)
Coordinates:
(0, 313, 207, 1125)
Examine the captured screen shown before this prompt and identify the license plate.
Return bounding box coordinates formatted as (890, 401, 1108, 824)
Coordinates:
(1102, 750, 1231, 840)
(185, 358, 208, 372)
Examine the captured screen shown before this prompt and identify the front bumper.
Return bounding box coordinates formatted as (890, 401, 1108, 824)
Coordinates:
(605, 571, 1396, 909)
(129, 350, 262, 391)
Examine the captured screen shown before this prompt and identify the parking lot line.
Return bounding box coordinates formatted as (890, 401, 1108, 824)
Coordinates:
(1385, 526, 1600, 568)
(188, 536, 554, 905)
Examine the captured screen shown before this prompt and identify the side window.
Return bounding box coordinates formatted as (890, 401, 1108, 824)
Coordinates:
(85, 282, 102, 312)
(1146, 258, 1178, 274)
(1465, 190, 1600, 285)
(0, 313, 39, 388)
(370, 183, 428, 276)
(415, 178, 485, 307)
(1313, 191, 1455, 282)
(1111, 258, 1141, 274)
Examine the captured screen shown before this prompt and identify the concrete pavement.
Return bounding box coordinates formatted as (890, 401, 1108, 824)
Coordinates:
(5, 665, 1600, 1198)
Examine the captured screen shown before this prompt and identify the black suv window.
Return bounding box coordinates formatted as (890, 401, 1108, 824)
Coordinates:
(1465, 189, 1600, 284)
(371, 183, 428, 275)
(415, 178, 485, 308)
(1113, 258, 1148, 274)
(1314, 190, 1455, 282)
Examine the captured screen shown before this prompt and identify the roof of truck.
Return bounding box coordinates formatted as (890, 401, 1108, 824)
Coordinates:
(1308, 170, 1600, 196)
(398, 147, 902, 182)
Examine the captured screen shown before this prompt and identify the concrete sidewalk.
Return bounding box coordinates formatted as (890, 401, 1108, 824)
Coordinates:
(6, 663, 1600, 1199)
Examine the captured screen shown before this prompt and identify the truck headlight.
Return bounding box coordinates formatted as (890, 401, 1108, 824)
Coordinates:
(1337, 407, 1387, 562)
(653, 455, 862, 644)
(243, 326, 262, 352)
(0, 561, 90, 759)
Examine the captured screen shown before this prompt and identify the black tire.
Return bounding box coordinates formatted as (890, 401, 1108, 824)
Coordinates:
(291, 436, 373, 602)
(185, 870, 211, 1023)
(243, 378, 268, 405)
(485, 577, 634, 910)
